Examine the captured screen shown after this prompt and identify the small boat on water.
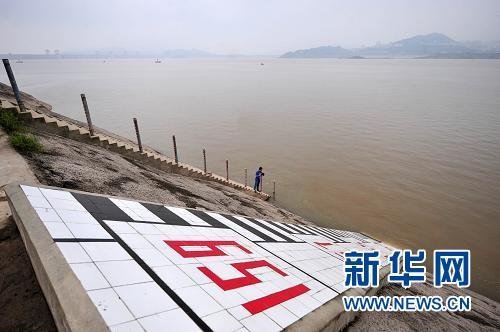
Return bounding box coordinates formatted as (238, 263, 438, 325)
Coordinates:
(155, 58, 162, 63)
(16, 59, 24, 63)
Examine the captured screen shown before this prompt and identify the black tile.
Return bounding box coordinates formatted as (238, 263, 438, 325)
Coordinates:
(142, 203, 191, 226)
(187, 210, 228, 228)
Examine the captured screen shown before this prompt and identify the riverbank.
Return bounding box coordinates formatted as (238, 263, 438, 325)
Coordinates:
(1, 86, 499, 330)
(0, 127, 55, 330)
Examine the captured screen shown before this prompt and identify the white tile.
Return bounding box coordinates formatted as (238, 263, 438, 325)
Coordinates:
(35, 207, 62, 222)
(178, 264, 212, 284)
(40, 187, 74, 200)
(153, 265, 195, 289)
(57, 242, 91, 263)
(46, 197, 86, 211)
(130, 223, 163, 235)
(240, 312, 281, 332)
(43, 222, 74, 238)
(120, 233, 154, 249)
(114, 282, 178, 318)
(96, 260, 152, 286)
(297, 294, 322, 311)
(134, 248, 172, 267)
(118, 207, 141, 220)
(70, 262, 110, 290)
(202, 262, 245, 280)
(201, 283, 246, 308)
(81, 242, 131, 261)
(110, 320, 144, 332)
(66, 223, 112, 239)
(243, 266, 274, 276)
(237, 285, 266, 302)
(138, 308, 200, 332)
(228, 305, 251, 320)
(312, 288, 337, 304)
(166, 207, 210, 226)
(26, 195, 52, 208)
(254, 280, 281, 295)
(258, 271, 281, 282)
(281, 297, 313, 317)
(264, 305, 298, 328)
(56, 210, 98, 224)
(21, 185, 43, 196)
(152, 224, 176, 236)
(331, 283, 349, 294)
(176, 285, 223, 317)
(88, 288, 134, 326)
(110, 198, 163, 223)
(105, 220, 138, 234)
(204, 310, 243, 332)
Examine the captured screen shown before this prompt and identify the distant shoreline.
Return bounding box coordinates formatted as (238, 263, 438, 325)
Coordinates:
(3, 54, 500, 60)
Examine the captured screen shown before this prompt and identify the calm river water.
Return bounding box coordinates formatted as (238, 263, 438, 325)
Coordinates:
(2, 59, 499, 300)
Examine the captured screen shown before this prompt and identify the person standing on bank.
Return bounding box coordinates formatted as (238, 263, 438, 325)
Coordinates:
(254, 167, 265, 192)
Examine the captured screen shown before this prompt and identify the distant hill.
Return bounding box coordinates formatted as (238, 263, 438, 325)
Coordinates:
(281, 46, 352, 58)
(281, 33, 498, 59)
(361, 33, 472, 56)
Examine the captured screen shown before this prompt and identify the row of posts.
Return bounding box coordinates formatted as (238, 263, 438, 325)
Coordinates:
(120, 112, 275, 198)
(1, 59, 276, 200)
(119, 111, 275, 198)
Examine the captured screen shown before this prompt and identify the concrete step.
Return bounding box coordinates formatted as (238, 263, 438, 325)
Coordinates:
(29, 111, 44, 119)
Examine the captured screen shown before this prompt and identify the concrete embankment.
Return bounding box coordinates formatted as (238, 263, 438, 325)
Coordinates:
(1, 86, 499, 331)
(0, 82, 270, 202)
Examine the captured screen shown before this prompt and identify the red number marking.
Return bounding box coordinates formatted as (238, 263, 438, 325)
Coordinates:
(243, 284, 310, 314)
(315, 242, 333, 247)
(164, 240, 251, 258)
(315, 242, 346, 260)
(334, 251, 346, 260)
(165, 239, 311, 314)
(198, 260, 287, 290)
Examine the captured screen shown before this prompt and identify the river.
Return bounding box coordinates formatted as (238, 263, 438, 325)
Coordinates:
(2, 58, 499, 300)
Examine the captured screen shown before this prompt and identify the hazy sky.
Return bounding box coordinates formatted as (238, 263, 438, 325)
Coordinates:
(1, 0, 500, 55)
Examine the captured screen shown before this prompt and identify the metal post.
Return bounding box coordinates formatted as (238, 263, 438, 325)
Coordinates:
(225, 160, 229, 181)
(172, 135, 179, 164)
(273, 181, 276, 200)
(80, 93, 94, 136)
(203, 148, 207, 173)
(2, 59, 26, 112)
(244, 168, 248, 187)
(133, 117, 143, 153)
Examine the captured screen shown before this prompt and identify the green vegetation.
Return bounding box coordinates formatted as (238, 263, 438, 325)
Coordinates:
(0, 110, 22, 134)
(0, 110, 43, 153)
(9, 132, 43, 153)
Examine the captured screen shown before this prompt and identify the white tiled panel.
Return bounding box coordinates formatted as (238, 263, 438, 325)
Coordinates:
(19, 185, 396, 332)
